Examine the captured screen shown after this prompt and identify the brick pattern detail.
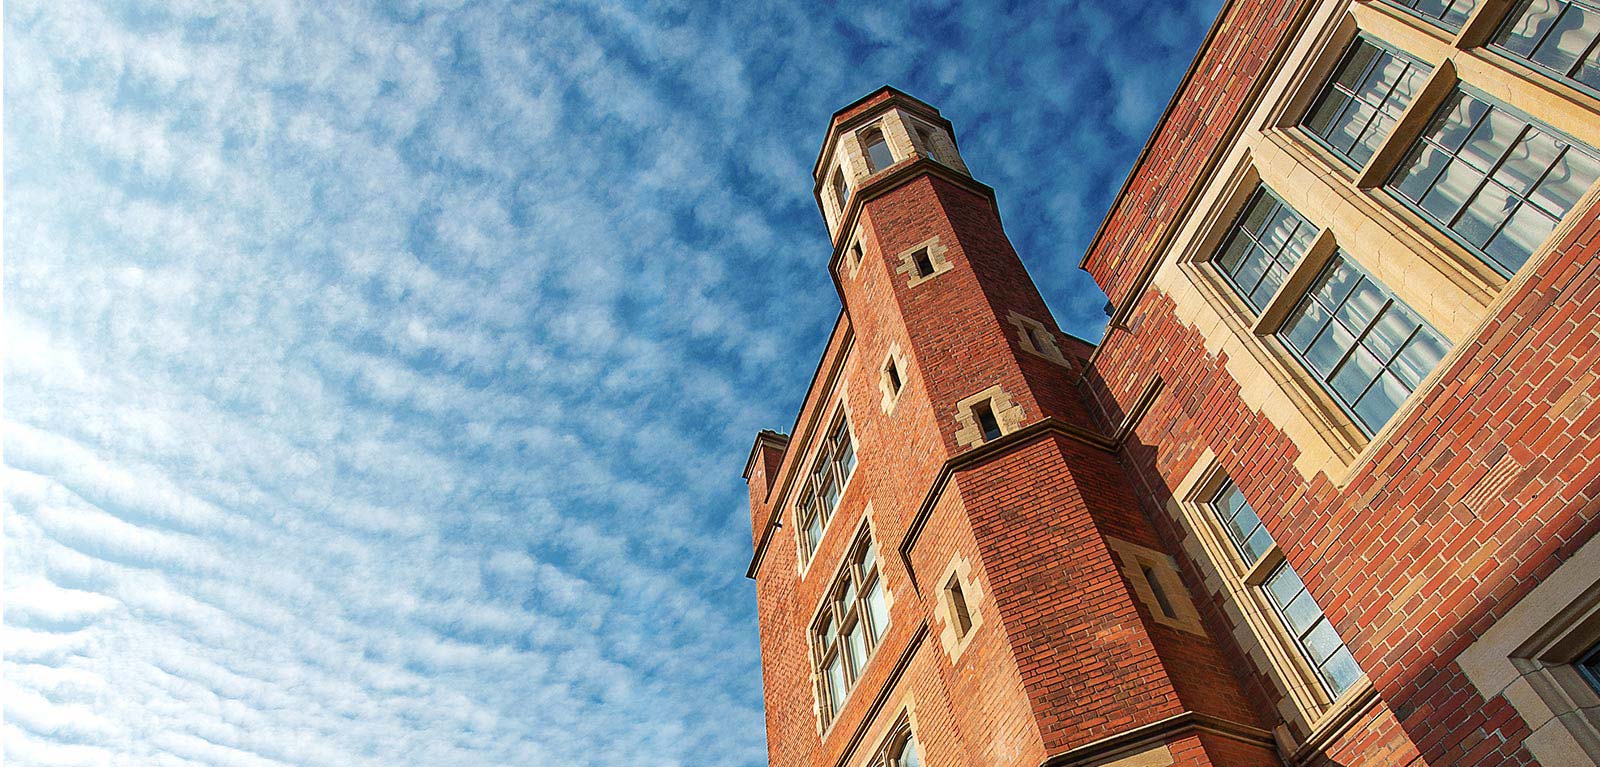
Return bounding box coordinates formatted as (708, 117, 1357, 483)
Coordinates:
(1084, 203, 1600, 765)
(1082, 0, 1306, 309)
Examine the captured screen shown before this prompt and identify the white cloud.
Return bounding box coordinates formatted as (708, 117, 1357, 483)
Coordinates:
(5, 0, 1212, 764)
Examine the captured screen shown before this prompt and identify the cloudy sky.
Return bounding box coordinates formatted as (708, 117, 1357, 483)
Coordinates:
(4, 0, 1221, 764)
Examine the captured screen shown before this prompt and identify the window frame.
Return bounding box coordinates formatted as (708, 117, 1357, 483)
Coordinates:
(1381, 84, 1600, 277)
(1209, 185, 1319, 313)
(861, 123, 896, 173)
(1300, 34, 1433, 169)
(794, 408, 859, 569)
(1207, 479, 1363, 700)
(812, 530, 889, 730)
(1489, 0, 1600, 97)
(1377, 0, 1480, 32)
(1581, 641, 1600, 693)
(1274, 251, 1452, 436)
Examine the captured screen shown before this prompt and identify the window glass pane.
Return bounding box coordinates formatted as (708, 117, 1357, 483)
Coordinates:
(821, 615, 837, 647)
(1303, 621, 1347, 666)
(838, 578, 856, 609)
(1402, 0, 1477, 29)
(1419, 161, 1487, 223)
(1532, 3, 1598, 75)
(1212, 188, 1314, 312)
(1282, 299, 1331, 352)
(820, 473, 839, 515)
(1498, 132, 1563, 195)
(1487, 204, 1558, 271)
(1243, 527, 1277, 564)
(1282, 591, 1325, 637)
(1499, 0, 1564, 56)
(1365, 307, 1419, 360)
(1281, 255, 1449, 434)
(1354, 371, 1412, 430)
(1459, 110, 1522, 172)
(1333, 278, 1386, 331)
(865, 577, 888, 641)
(1262, 563, 1362, 696)
(835, 424, 856, 479)
(1305, 320, 1356, 377)
(825, 654, 845, 713)
(866, 136, 895, 172)
(1212, 483, 1278, 563)
(1393, 144, 1454, 204)
(1266, 563, 1307, 606)
(1331, 345, 1384, 406)
(1393, 333, 1449, 388)
(804, 508, 823, 556)
(1458, 181, 1519, 248)
(1580, 642, 1600, 692)
(1531, 147, 1600, 215)
(1322, 646, 1363, 695)
(896, 735, 923, 767)
(845, 620, 868, 677)
(859, 541, 877, 574)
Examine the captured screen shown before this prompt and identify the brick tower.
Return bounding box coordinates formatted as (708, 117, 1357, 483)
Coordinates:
(744, 87, 1281, 767)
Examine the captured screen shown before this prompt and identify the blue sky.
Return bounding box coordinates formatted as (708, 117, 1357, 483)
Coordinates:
(3, 0, 1222, 764)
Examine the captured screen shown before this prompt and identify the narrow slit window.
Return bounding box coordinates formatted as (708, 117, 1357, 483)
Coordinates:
(832, 169, 851, 211)
(862, 126, 895, 172)
(945, 575, 973, 637)
(851, 242, 864, 265)
(1142, 564, 1179, 619)
(915, 125, 939, 162)
(886, 359, 903, 395)
(973, 400, 1002, 441)
(911, 248, 935, 278)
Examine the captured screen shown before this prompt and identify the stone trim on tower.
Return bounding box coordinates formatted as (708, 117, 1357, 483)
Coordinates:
(894, 236, 953, 287)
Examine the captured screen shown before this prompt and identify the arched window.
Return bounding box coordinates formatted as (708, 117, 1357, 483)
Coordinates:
(888, 731, 921, 767)
(862, 125, 895, 172)
(913, 124, 940, 163)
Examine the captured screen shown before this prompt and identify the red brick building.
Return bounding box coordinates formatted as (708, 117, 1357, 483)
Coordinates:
(741, 0, 1600, 763)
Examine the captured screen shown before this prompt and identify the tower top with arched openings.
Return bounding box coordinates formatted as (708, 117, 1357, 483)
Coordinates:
(811, 87, 970, 244)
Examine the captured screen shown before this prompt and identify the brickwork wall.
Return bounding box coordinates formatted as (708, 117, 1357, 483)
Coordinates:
(951, 433, 1274, 759)
(1081, 0, 1308, 309)
(1083, 182, 1600, 765)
